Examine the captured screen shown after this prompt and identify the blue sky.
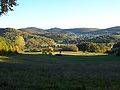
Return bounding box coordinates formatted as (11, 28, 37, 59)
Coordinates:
(0, 0, 120, 29)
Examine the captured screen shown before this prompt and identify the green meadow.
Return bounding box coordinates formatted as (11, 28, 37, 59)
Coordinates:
(0, 52, 120, 90)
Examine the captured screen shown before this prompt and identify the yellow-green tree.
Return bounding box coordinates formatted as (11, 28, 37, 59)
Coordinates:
(0, 37, 9, 54)
(15, 35, 25, 52)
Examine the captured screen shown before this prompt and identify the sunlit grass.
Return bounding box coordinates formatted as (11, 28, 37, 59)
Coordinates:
(23, 51, 107, 56)
(54, 51, 107, 56)
(22, 52, 119, 62)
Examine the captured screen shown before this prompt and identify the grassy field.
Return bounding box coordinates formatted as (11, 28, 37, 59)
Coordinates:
(24, 51, 107, 56)
(0, 52, 120, 90)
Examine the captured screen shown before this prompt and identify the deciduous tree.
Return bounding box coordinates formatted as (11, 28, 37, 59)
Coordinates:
(15, 35, 25, 52)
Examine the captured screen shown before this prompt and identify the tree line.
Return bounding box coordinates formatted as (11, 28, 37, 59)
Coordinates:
(0, 28, 120, 56)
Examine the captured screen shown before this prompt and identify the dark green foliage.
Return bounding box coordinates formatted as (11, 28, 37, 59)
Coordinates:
(77, 42, 99, 52)
(39, 33, 76, 44)
(113, 42, 120, 49)
(77, 42, 112, 53)
(60, 44, 78, 52)
(90, 35, 118, 43)
(110, 42, 120, 56)
(0, 0, 17, 15)
(116, 48, 120, 56)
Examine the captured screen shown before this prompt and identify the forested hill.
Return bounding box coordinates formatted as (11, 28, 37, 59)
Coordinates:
(90, 26, 120, 35)
(1, 26, 120, 45)
(18, 26, 120, 44)
(46, 27, 99, 34)
(18, 26, 120, 35)
(1, 26, 120, 36)
(19, 27, 47, 33)
(0, 28, 56, 51)
(20, 27, 99, 35)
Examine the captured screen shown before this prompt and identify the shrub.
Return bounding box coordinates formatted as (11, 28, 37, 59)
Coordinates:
(28, 48, 42, 52)
(42, 47, 54, 54)
(60, 44, 78, 52)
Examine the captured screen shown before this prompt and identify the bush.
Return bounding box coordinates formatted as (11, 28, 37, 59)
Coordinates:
(42, 47, 54, 54)
(60, 44, 78, 52)
(27, 48, 42, 52)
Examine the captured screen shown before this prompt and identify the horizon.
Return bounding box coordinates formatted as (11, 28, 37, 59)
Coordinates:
(0, 0, 120, 29)
(1, 25, 120, 30)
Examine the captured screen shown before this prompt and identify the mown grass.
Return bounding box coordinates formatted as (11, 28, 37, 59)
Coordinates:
(0, 53, 120, 90)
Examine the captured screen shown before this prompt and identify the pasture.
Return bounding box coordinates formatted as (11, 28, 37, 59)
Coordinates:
(0, 52, 120, 90)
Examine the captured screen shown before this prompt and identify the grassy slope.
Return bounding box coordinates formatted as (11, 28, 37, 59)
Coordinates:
(0, 53, 120, 90)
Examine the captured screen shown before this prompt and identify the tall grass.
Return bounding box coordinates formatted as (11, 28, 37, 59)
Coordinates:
(0, 54, 120, 90)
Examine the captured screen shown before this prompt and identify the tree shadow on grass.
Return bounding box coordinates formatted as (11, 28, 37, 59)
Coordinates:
(0, 53, 120, 90)
(2, 53, 119, 63)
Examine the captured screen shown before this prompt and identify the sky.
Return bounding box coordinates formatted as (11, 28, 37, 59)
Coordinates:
(0, 0, 120, 29)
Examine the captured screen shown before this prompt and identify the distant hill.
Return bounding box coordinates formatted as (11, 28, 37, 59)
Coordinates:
(91, 26, 120, 35)
(0, 28, 22, 35)
(46, 28, 63, 33)
(46, 27, 99, 34)
(19, 27, 47, 33)
(18, 27, 100, 35)
(1, 26, 120, 36)
(17, 26, 120, 35)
